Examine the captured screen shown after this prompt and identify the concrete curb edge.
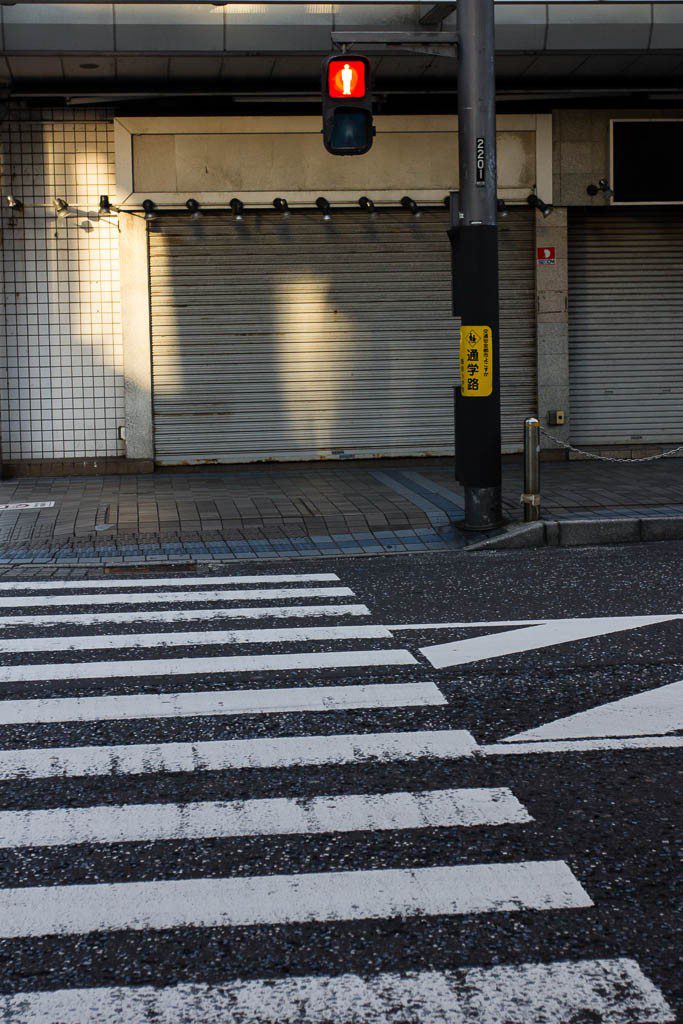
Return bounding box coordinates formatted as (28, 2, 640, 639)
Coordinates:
(465, 516, 683, 552)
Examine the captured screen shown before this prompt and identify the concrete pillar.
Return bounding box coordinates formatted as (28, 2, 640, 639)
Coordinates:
(119, 212, 154, 464)
(534, 206, 570, 450)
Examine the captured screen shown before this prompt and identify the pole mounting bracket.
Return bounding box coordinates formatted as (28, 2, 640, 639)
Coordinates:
(330, 31, 457, 60)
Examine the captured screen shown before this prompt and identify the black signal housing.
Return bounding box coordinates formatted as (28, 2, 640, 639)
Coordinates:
(322, 54, 375, 157)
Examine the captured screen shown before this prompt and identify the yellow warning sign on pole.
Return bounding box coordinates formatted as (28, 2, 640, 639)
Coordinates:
(459, 325, 493, 397)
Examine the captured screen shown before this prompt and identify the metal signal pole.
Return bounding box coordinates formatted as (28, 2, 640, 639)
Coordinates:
(455, 0, 502, 530)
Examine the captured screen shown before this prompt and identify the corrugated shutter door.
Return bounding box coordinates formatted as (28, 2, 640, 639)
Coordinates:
(569, 208, 683, 444)
(150, 208, 536, 463)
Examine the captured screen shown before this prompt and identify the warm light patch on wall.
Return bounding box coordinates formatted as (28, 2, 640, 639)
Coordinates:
(0, 114, 125, 462)
(274, 273, 349, 450)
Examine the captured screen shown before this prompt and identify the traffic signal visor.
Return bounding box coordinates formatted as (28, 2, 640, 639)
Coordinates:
(327, 59, 367, 100)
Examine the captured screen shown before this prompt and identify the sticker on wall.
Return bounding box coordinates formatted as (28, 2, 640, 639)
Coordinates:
(537, 246, 556, 265)
(0, 502, 55, 512)
(459, 326, 493, 398)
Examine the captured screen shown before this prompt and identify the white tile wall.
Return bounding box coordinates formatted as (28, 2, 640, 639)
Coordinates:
(1, 106, 125, 461)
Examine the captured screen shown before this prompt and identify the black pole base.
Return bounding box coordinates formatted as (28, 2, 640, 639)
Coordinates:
(462, 485, 503, 531)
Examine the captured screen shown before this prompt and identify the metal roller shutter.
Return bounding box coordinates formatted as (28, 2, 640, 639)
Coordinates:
(569, 208, 683, 445)
(150, 208, 536, 464)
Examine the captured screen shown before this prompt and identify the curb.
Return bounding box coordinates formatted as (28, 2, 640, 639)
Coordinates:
(465, 516, 683, 552)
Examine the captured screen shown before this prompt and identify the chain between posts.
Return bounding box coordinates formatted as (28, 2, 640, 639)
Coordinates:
(540, 429, 683, 464)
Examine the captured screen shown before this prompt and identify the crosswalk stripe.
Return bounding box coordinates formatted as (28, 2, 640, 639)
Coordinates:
(1, 959, 672, 1023)
(0, 604, 372, 630)
(0, 681, 447, 726)
(0, 787, 532, 848)
(0, 648, 417, 684)
(0, 624, 394, 655)
(0, 586, 355, 610)
(0, 861, 593, 937)
(0, 574, 340, 592)
(0, 730, 477, 780)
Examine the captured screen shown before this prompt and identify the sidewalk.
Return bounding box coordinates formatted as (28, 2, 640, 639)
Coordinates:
(0, 456, 682, 565)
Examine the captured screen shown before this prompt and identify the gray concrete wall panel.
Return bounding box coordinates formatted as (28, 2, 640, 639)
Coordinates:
(494, 6, 547, 51)
(2, 3, 114, 51)
(114, 5, 222, 53)
(546, 5, 651, 50)
(651, 5, 683, 49)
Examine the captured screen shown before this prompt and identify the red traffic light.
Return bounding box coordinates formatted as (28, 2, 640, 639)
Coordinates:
(327, 58, 367, 100)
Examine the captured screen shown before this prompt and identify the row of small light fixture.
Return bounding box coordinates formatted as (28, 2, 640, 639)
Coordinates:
(5, 192, 553, 223)
(141, 196, 421, 222)
(141, 192, 552, 221)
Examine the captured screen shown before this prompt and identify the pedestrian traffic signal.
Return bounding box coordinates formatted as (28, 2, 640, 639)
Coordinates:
(322, 55, 374, 156)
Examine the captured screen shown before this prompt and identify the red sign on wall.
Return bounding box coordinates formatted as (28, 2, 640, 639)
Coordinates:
(537, 246, 556, 265)
(327, 59, 367, 99)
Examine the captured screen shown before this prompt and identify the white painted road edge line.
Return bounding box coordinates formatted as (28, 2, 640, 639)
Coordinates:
(0, 787, 532, 848)
(0, 574, 341, 591)
(0, 586, 355, 609)
(0, 604, 372, 629)
(0, 624, 394, 655)
(0, 861, 592, 937)
(482, 735, 683, 755)
(0, 648, 417, 684)
(1, 959, 673, 1024)
(0, 681, 447, 726)
(0, 730, 478, 780)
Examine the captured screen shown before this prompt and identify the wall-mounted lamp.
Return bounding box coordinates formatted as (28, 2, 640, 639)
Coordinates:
(6, 194, 23, 212)
(401, 196, 420, 216)
(273, 197, 289, 215)
(53, 198, 70, 220)
(587, 178, 614, 199)
(359, 196, 376, 214)
(497, 199, 509, 219)
(185, 198, 202, 220)
(98, 194, 114, 215)
(142, 199, 157, 222)
(230, 198, 245, 222)
(316, 196, 332, 221)
(527, 193, 553, 218)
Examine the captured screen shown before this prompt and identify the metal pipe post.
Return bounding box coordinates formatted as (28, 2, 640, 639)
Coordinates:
(523, 416, 541, 522)
(455, 0, 503, 530)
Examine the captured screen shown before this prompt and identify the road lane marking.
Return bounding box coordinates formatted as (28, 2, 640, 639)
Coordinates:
(0, 586, 355, 609)
(0, 681, 446, 726)
(0, 604, 371, 630)
(0, 788, 531, 848)
(0, 574, 341, 591)
(0, 624, 394, 655)
(421, 615, 683, 669)
(0, 861, 592, 937)
(1, 959, 672, 1023)
(482, 735, 683, 755)
(502, 680, 683, 742)
(0, 730, 477, 780)
(387, 620, 544, 630)
(0, 648, 416, 684)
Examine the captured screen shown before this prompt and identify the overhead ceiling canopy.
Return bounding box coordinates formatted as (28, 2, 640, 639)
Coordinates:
(1, 3, 683, 97)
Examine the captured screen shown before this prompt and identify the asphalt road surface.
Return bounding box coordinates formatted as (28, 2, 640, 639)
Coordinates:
(0, 542, 680, 1022)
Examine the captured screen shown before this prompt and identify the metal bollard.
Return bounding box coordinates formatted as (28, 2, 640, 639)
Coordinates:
(522, 416, 541, 522)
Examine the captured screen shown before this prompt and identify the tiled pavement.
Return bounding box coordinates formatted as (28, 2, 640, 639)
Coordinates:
(0, 456, 682, 564)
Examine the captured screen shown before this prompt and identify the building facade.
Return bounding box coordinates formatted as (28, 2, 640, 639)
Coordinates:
(2, 2, 683, 474)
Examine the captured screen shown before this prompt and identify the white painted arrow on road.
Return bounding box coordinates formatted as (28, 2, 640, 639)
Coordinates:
(502, 679, 683, 743)
(419, 615, 683, 669)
